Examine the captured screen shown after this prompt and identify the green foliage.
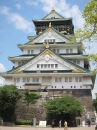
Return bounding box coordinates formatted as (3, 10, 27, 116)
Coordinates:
(44, 96, 83, 126)
(0, 85, 21, 122)
(88, 53, 97, 74)
(93, 98, 97, 112)
(73, 0, 97, 42)
(15, 120, 31, 125)
(44, 96, 83, 117)
(24, 90, 42, 105)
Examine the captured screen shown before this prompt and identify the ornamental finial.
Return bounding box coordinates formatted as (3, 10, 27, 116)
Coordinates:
(52, 7, 54, 10)
(46, 43, 49, 49)
(49, 22, 51, 28)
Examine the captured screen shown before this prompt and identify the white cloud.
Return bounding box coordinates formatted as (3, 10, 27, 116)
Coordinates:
(25, 0, 84, 29)
(0, 6, 34, 33)
(0, 63, 6, 72)
(25, 0, 39, 6)
(8, 13, 33, 33)
(0, 77, 4, 86)
(15, 4, 22, 10)
(0, 6, 10, 15)
(0, 63, 6, 86)
(36, 0, 85, 29)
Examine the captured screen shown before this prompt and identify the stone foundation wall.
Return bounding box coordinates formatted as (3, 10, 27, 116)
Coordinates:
(15, 89, 95, 125)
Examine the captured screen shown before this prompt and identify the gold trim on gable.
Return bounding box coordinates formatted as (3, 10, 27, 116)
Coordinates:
(47, 29, 53, 32)
(41, 50, 52, 57)
(30, 41, 35, 44)
(13, 69, 22, 73)
(72, 69, 83, 72)
(66, 40, 71, 44)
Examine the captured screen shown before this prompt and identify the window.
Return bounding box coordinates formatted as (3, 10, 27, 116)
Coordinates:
(33, 77, 35, 82)
(69, 77, 72, 82)
(55, 77, 58, 82)
(44, 64, 47, 68)
(59, 77, 62, 82)
(27, 50, 30, 54)
(14, 78, 16, 82)
(37, 64, 39, 68)
(65, 77, 68, 82)
(79, 77, 82, 82)
(44, 39, 55, 43)
(33, 77, 39, 82)
(66, 49, 69, 53)
(51, 64, 54, 68)
(27, 78, 30, 82)
(56, 49, 59, 53)
(77, 60, 80, 64)
(18, 62, 21, 66)
(31, 50, 34, 54)
(17, 78, 20, 82)
(70, 49, 73, 53)
(36, 77, 39, 82)
(41, 64, 43, 68)
(23, 78, 25, 82)
(75, 77, 78, 82)
(55, 77, 61, 82)
(48, 64, 50, 68)
(55, 64, 58, 68)
(53, 49, 56, 52)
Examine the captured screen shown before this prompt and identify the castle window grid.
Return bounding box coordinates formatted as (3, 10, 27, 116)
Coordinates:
(37, 64, 58, 69)
(27, 50, 34, 54)
(55, 77, 62, 82)
(44, 39, 55, 43)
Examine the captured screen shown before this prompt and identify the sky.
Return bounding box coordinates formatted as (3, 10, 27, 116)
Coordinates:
(0, 0, 97, 98)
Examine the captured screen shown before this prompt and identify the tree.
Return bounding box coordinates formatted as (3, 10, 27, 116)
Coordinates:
(0, 85, 21, 122)
(73, 0, 97, 73)
(24, 90, 42, 105)
(93, 98, 97, 112)
(44, 96, 83, 126)
(73, 0, 97, 42)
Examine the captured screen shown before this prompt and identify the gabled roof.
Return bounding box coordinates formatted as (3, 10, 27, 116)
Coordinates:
(23, 26, 72, 45)
(33, 8, 72, 22)
(5, 47, 90, 74)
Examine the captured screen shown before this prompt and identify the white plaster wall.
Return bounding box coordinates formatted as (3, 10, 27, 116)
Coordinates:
(7, 75, 92, 90)
(83, 76, 92, 84)
(60, 47, 77, 53)
(4, 78, 13, 85)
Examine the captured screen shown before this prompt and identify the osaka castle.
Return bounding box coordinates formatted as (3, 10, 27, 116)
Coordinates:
(0, 7, 96, 121)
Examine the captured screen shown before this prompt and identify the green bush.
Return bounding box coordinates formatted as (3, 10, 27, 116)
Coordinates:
(15, 120, 31, 125)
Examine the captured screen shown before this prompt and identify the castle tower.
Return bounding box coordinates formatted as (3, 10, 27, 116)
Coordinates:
(0, 8, 96, 124)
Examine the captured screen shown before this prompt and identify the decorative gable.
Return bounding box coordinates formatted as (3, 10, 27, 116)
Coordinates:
(28, 28, 70, 44)
(11, 49, 85, 74)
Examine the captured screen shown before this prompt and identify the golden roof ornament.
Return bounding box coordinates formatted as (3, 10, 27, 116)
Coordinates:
(49, 22, 52, 28)
(52, 7, 55, 10)
(46, 43, 49, 48)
